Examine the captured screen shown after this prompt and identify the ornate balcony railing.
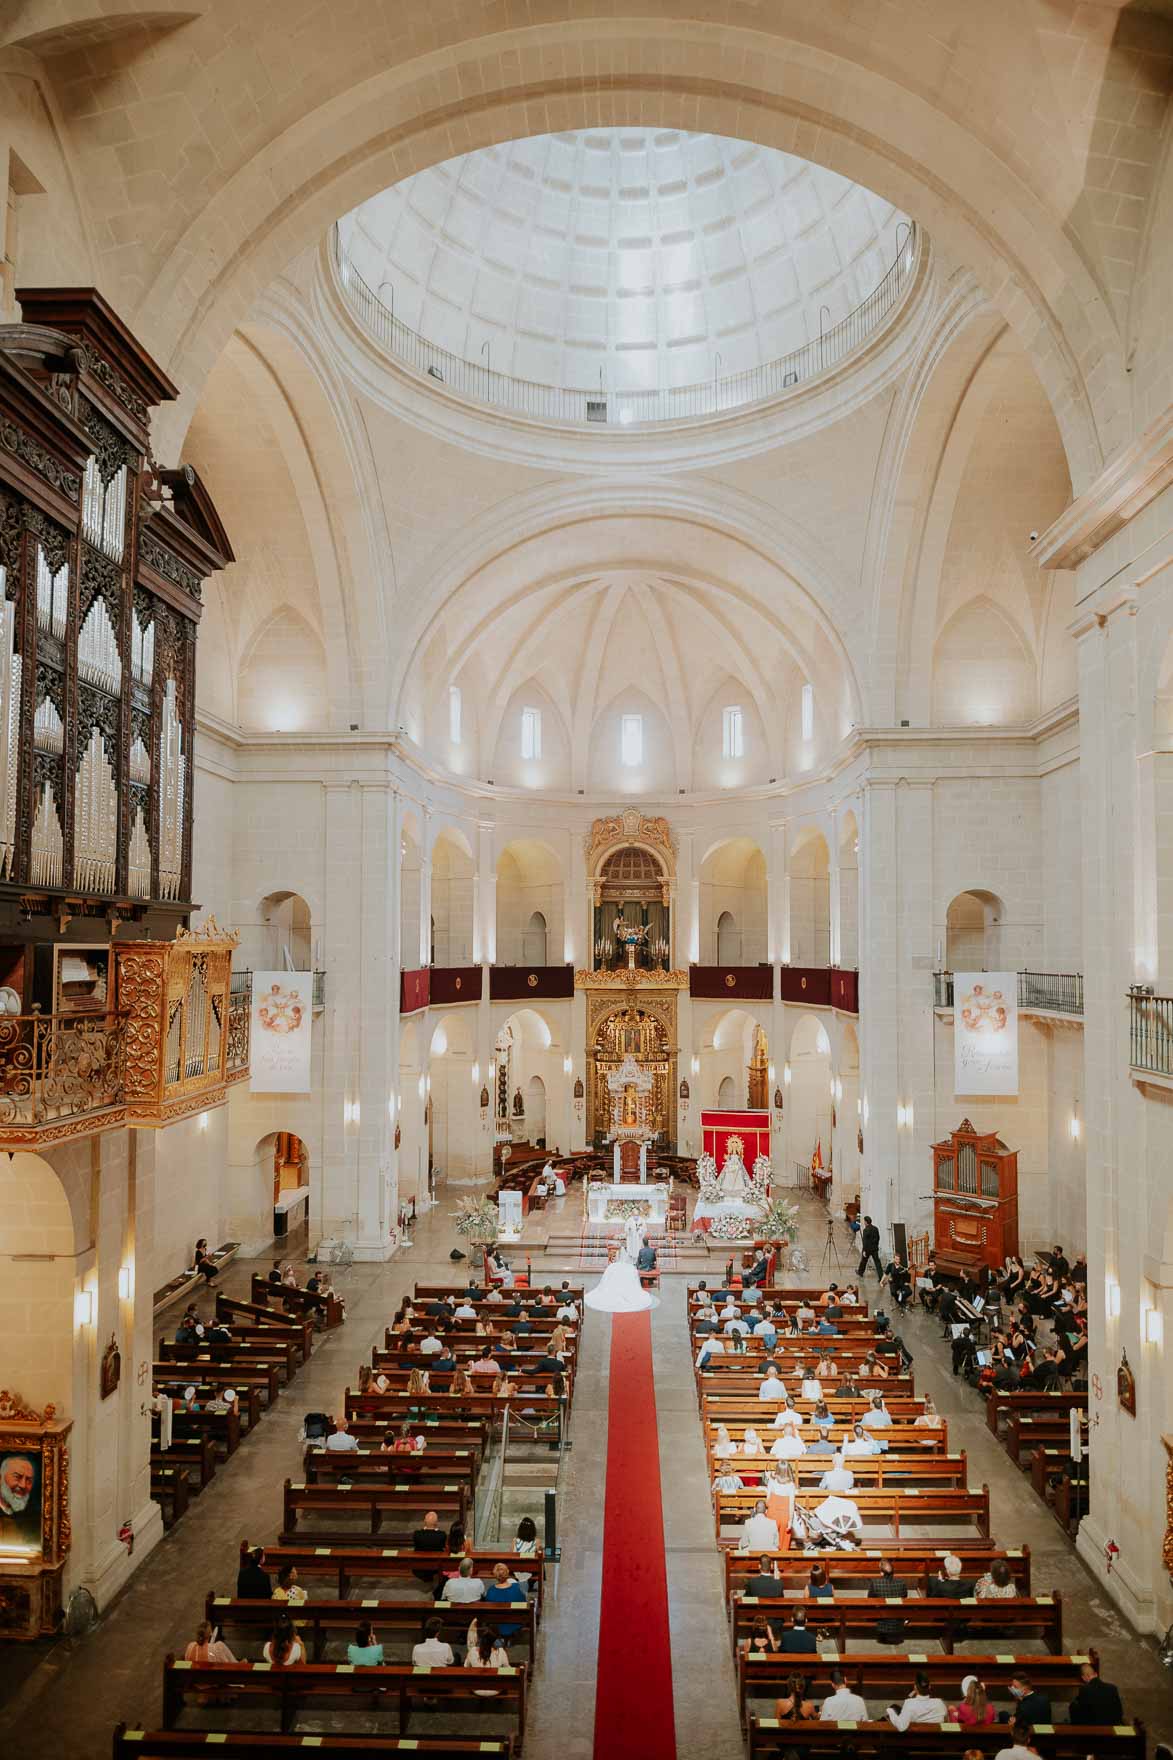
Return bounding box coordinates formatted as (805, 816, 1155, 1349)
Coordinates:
(1128, 990, 1173, 1078)
(332, 222, 921, 429)
(933, 970, 1084, 1016)
(0, 1010, 128, 1134)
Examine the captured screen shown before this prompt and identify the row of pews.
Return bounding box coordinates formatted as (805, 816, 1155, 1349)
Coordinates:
(685, 1279, 1145, 1758)
(985, 1385, 1090, 1541)
(120, 1280, 584, 1760)
(150, 1284, 332, 1528)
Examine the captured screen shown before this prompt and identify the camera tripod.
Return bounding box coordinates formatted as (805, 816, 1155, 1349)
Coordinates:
(819, 1213, 843, 1271)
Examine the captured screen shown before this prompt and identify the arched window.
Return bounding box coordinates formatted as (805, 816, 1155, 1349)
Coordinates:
(523, 910, 547, 964)
(945, 889, 1004, 969)
(717, 910, 740, 964)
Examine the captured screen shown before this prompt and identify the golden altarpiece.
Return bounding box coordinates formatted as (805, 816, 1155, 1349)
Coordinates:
(576, 811, 687, 1151)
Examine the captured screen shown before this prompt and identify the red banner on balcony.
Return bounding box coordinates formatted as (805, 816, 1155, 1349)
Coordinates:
(779, 966, 832, 1006)
(400, 968, 430, 1014)
(689, 965, 773, 1000)
(489, 965, 575, 1002)
(430, 967, 482, 1006)
(831, 969, 859, 1013)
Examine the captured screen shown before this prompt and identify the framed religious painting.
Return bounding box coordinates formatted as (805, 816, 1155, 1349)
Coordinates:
(0, 1392, 72, 1637)
(1117, 1350, 1136, 1417)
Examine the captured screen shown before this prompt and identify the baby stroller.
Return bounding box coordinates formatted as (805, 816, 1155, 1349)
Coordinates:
(792, 1502, 859, 1552)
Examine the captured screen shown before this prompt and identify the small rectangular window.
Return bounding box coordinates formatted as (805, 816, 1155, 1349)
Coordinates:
(448, 685, 462, 745)
(722, 705, 744, 760)
(521, 706, 542, 761)
(801, 682, 814, 743)
(620, 713, 643, 768)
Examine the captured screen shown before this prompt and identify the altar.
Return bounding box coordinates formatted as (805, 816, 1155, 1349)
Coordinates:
(586, 1180, 670, 1227)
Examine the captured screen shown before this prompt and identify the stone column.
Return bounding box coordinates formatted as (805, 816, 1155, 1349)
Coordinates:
(676, 829, 696, 966)
(769, 818, 790, 965)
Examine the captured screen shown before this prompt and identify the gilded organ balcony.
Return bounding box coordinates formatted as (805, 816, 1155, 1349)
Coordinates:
(0, 921, 248, 1147)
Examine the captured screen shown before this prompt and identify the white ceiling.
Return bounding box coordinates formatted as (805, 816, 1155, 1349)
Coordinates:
(338, 130, 906, 394)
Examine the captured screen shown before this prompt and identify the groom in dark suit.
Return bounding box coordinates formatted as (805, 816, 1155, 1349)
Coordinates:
(636, 1238, 658, 1272)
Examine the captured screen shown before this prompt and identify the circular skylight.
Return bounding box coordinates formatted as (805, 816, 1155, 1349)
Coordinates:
(338, 131, 908, 398)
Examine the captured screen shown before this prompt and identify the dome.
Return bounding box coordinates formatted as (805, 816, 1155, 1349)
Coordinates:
(337, 131, 908, 404)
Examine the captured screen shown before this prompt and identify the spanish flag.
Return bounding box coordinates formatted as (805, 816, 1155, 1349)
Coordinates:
(811, 1139, 824, 1171)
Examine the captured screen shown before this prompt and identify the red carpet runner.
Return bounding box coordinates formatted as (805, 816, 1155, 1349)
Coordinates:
(593, 1309, 676, 1760)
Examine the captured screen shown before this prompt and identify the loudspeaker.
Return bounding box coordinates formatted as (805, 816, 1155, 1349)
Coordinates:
(543, 1487, 557, 1555)
(892, 1221, 908, 1261)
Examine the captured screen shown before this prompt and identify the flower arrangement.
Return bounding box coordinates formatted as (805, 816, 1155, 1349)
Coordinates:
(756, 1194, 801, 1247)
(451, 1195, 499, 1245)
(604, 1199, 653, 1222)
(709, 1212, 753, 1241)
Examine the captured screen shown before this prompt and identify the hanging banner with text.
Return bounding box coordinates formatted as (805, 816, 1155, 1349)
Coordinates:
(953, 972, 1018, 1096)
(250, 971, 313, 1092)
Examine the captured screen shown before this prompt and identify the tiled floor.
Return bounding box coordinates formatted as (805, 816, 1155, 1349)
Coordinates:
(0, 1188, 1169, 1754)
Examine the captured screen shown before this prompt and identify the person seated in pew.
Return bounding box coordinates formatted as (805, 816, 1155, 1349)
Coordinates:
(236, 1543, 272, 1599)
(777, 1612, 817, 1655)
(465, 1626, 510, 1679)
(838, 1369, 862, 1398)
(273, 1564, 308, 1607)
(185, 1619, 236, 1663)
(412, 1614, 455, 1669)
(742, 1614, 782, 1653)
(949, 1675, 996, 1727)
(714, 1466, 745, 1494)
(809, 1399, 836, 1435)
(796, 1300, 816, 1329)
(860, 1393, 892, 1429)
(745, 1554, 785, 1599)
(1007, 1671, 1051, 1725)
(347, 1619, 384, 1665)
(451, 1368, 477, 1398)
(861, 1349, 889, 1379)
(485, 1285, 504, 1304)
(556, 1296, 578, 1322)
(758, 1362, 787, 1401)
(174, 1310, 202, 1345)
(442, 1557, 487, 1602)
(454, 1296, 477, 1321)
(534, 1346, 564, 1377)
(771, 1397, 802, 1432)
(324, 1415, 359, 1452)
(713, 1424, 737, 1458)
(814, 1312, 841, 1336)
(867, 1557, 910, 1599)
(798, 1366, 822, 1401)
(370, 1369, 392, 1394)
(263, 1618, 304, 1665)
(820, 1668, 869, 1722)
(773, 1670, 818, 1724)
(926, 1552, 976, 1598)
(814, 1352, 838, 1380)
(743, 1249, 771, 1288)
(431, 1345, 458, 1374)
(974, 1558, 1017, 1599)
(544, 1369, 566, 1400)
(1067, 1648, 1124, 1724)
(268, 1260, 284, 1286)
(807, 1562, 834, 1600)
(842, 1422, 885, 1456)
(995, 1719, 1041, 1760)
(192, 1239, 220, 1284)
(204, 1320, 233, 1345)
(769, 1426, 805, 1460)
(818, 1452, 853, 1492)
(419, 1330, 444, 1355)
(413, 1509, 448, 1556)
(281, 1264, 299, 1289)
(470, 1350, 501, 1376)
(483, 1561, 527, 1639)
(696, 1334, 725, 1369)
(914, 1395, 942, 1427)
(492, 1372, 518, 1398)
(724, 1310, 750, 1338)
(738, 1498, 780, 1553)
(751, 1311, 778, 1351)
(886, 1670, 948, 1729)
(205, 1387, 237, 1416)
(513, 1514, 539, 1585)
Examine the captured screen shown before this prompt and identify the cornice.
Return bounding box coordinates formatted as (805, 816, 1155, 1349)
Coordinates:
(1035, 405, 1173, 571)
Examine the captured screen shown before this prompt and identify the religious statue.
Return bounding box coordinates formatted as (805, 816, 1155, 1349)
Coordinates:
(717, 1137, 753, 1197)
(512, 1088, 524, 1117)
(612, 914, 649, 970)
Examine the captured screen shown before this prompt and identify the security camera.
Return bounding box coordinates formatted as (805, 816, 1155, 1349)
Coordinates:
(1029, 531, 1039, 543)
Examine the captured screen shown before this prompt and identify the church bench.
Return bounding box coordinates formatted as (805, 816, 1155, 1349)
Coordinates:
(345, 1391, 565, 1427)
(256, 1547, 546, 1620)
(710, 1452, 971, 1493)
(703, 1419, 950, 1454)
(690, 1330, 896, 1357)
(723, 1544, 1033, 1599)
(747, 1719, 1144, 1760)
(1006, 1410, 1082, 1465)
(151, 1431, 217, 1488)
(1029, 1450, 1088, 1536)
(984, 1387, 1086, 1436)
(305, 1445, 483, 1485)
(204, 1592, 537, 1661)
(353, 1367, 575, 1406)
(250, 1276, 345, 1328)
(153, 1378, 262, 1430)
(371, 1340, 579, 1372)
(345, 1417, 490, 1452)
(386, 1317, 576, 1348)
(155, 1356, 280, 1406)
(688, 1283, 867, 1300)
(159, 1338, 299, 1380)
(281, 1479, 468, 1541)
(161, 1658, 528, 1746)
(730, 1590, 1064, 1655)
(114, 1728, 516, 1759)
(158, 1405, 242, 1458)
(150, 1465, 191, 1526)
(700, 1389, 922, 1419)
(1050, 1468, 1088, 1537)
(211, 1322, 315, 1364)
(715, 1483, 991, 1543)
(411, 1283, 584, 1313)
(152, 1242, 241, 1319)
(215, 1297, 315, 1359)
(737, 1651, 1094, 1722)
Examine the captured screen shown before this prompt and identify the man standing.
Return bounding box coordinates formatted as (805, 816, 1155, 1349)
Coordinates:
(857, 1215, 883, 1279)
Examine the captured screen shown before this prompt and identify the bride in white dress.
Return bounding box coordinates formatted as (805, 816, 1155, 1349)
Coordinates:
(585, 1227, 659, 1313)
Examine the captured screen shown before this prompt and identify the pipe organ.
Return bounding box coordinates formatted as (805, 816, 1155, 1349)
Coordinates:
(0, 288, 232, 975)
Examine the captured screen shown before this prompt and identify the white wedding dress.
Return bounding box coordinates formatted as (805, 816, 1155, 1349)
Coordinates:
(585, 1243, 659, 1313)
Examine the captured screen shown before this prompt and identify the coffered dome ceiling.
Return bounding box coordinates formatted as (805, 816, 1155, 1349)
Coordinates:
(338, 130, 907, 394)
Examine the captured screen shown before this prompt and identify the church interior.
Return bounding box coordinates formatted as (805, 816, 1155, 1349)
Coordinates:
(1, 4, 1173, 1757)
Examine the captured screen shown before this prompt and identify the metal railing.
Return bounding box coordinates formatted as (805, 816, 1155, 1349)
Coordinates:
(1129, 990, 1173, 1077)
(231, 969, 326, 1008)
(933, 970, 1084, 1016)
(0, 1010, 127, 1128)
(332, 221, 920, 428)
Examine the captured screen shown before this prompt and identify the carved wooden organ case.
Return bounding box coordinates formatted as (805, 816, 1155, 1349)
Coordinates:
(931, 1118, 1019, 1271)
(0, 289, 231, 939)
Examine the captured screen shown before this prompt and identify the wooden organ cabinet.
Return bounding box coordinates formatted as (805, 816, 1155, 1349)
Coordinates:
(0, 288, 231, 990)
(931, 1119, 1019, 1275)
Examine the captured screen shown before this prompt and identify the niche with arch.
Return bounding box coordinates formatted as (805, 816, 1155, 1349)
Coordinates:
(790, 832, 831, 966)
(258, 890, 313, 971)
(497, 841, 564, 966)
(945, 889, 1003, 970)
(699, 839, 767, 965)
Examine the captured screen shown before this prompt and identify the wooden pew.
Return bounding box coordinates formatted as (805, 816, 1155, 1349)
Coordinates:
(747, 1720, 1144, 1760)
(157, 1405, 242, 1459)
(161, 1657, 527, 1745)
(723, 1544, 1032, 1599)
(151, 1431, 217, 1489)
(250, 1275, 344, 1329)
(281, 1478, 468, 1542)
(255, 1546, 546, 1622)
(152, 1241, 240, 1320)
(304, 1446, 482, 1486)
(715, 1483, 991, 1543)
(985, 1387, 1085, 1437)
(159, 1338, 299, 1381)
(204, 1590, 537, 1661)
(345, 1417, 489, 1452)
(215, 1296, 314, 1361)
(150, 1465, 190, 1527)
(1006, 1409, 1082, 1465)
(730, 1589, 1064, 1654)
(737, 1650, 1093, 1720)
(700, 1390, 922, 1420)
(115, 1729, 517, 1760)
(151, 1445, 214, 1494)
(709, 1452, 970, 1493)
(345, 1390, 564, 1429)
(152, 1376, 262, 1429)
(154, 1357, 279, 1407)
(413, 1282, 584, 1309)
(702, 1418, 949, 1455)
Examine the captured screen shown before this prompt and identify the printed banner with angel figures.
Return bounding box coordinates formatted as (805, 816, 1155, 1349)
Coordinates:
(250, 971, 313, 1092)
(953, 972, 1018, 1097)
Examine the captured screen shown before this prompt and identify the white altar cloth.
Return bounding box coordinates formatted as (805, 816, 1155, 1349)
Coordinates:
(586, 1181, 670, 1226)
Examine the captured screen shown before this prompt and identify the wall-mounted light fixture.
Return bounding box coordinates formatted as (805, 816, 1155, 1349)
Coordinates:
(1106, 1278, 1121, 1319)
(118, 1264, 133, 1302)
(1144, 1306, 1163, 1346)
(783, 1063, 792, 1086)
(75, 1288, 94, 1327)
(563, 1056, 573, 1077)
(1069, 1107, 1081, 1141)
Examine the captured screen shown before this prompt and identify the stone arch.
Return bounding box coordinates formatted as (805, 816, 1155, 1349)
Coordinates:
(789, 829, 831, 966)
(496, 839, 565, 968)
(0, 1152, 77, 1420)
(931, 596, 1037, 728)
(787, 1012, 833, 1173)
(945, 888, 1005, 970)
(237, 604, 329, 733)
(699, 837, 768, 965)
(256, 889, 314, 971)
(430, 829, 475, 966)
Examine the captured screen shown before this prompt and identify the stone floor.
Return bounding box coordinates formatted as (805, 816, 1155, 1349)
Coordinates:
(1, 1188, 1170, 1755)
